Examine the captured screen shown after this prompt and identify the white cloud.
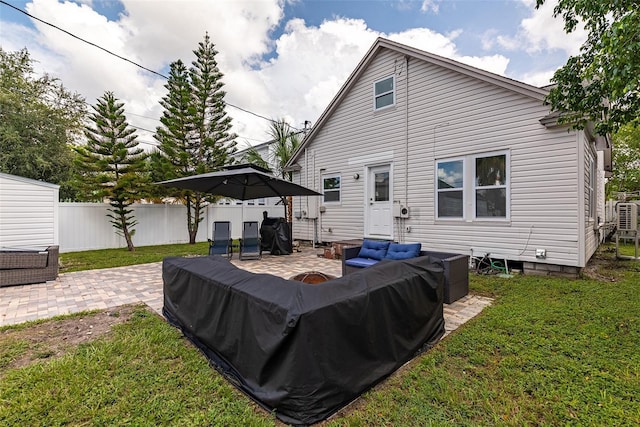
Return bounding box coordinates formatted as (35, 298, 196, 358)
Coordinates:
(493, 0, 586, 55)
(2, 0, 516, 145)
(517, 69, 556, 87)
(389, 28, 509, 75)
(420, 0, 440, 14)
(519, 0, 586, 55)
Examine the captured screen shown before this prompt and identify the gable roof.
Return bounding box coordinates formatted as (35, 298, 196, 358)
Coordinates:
(287, 37, 550, 166)
(0, 172, 59, 189)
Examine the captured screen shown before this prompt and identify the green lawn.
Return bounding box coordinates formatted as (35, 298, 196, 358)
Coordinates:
(3, 247, 639, 426)
(59, 242, 211, 272)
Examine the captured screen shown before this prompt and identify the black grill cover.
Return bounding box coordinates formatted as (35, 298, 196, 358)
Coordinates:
(162, 255, 445, 425)
(260, 217, 292, 255)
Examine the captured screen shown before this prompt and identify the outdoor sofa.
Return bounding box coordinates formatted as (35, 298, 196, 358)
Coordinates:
(0, 245, 59, 287)
(163, 254, 445, 425)
(342, 240, 469, 304)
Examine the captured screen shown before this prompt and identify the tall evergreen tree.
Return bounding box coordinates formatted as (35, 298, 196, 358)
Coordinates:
(75, 92, 148, 251)
(153, 34, 237, 244)
(152, 60, 192, 196)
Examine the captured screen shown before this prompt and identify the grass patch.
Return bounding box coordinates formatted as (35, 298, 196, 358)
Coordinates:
(59, 242, 210, 272)
(328, 253, 640, 426)
(612, 240, 640, 259)
(3, 247, 639, 425)
(0, 307, 275, 426)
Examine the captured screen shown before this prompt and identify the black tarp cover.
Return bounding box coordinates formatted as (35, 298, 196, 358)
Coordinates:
(162, 255, 445, 425)
(260, 217, 292, 255)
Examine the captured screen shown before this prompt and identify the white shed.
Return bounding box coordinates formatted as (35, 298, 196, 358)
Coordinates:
(0, 173, 59, 248)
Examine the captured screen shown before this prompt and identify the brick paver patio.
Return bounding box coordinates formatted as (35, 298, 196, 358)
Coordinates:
(0, 247, 492, 335)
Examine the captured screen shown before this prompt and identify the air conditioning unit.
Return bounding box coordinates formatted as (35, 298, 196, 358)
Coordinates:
(617, 203, 638, 231)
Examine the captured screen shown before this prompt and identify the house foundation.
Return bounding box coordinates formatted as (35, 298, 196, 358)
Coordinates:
(523, 262, 581, 278)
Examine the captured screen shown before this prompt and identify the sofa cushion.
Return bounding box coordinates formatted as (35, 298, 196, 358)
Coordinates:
(357, 239, 390, 260)
(385, 243, 422, 260)
(345, 257, 380, 268)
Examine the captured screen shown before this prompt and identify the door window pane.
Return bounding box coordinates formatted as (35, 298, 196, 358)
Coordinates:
(374, 171, 389, 201)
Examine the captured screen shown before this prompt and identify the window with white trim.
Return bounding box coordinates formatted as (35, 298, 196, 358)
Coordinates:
(474, 154, 507, 218)
(587, 154, 596, 220)
(436, 159, 464, 218)
(435, 151, 509, 220)
(374, 76, 394, 110)
(322, 175, 341, 203)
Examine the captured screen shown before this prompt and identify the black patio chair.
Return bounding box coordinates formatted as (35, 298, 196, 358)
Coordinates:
(240, 221, 261, 260)
(209, 221, 232, 259)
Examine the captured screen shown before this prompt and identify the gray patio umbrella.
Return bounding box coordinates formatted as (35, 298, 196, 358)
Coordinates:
(156, 164, 321, 200)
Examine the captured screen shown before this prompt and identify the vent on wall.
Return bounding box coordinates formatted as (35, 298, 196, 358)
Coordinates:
(617, 203, 638, 231)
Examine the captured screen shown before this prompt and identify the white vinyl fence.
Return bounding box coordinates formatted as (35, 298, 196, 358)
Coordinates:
(59, 203, 284, 253)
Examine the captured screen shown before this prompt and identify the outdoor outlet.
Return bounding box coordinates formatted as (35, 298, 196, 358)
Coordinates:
(406, 226, 411, 232)
(536, 248, 547, 259)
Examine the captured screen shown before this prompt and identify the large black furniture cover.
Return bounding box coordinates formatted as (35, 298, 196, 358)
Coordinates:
(162, 255, 445, 425)
(260, 217, 292, 255)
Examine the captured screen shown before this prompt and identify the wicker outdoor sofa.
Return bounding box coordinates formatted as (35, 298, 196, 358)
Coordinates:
(342, 241, 469, 304)
(0, 246, 59, 287)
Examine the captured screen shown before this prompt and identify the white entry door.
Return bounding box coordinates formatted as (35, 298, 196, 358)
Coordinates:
(366, 164, 393, 238)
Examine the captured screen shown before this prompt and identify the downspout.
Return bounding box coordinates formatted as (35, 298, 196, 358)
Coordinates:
(405, 55, 409, 207)
(577, 130, 586, 267)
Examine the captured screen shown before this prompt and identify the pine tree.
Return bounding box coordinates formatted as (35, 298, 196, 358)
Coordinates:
(153, 34, 237, 244)
(75, 91, 148, 251)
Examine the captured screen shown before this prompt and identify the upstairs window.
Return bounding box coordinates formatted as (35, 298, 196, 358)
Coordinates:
(374, 76, 394, 110)
(323, 175, 341, 203)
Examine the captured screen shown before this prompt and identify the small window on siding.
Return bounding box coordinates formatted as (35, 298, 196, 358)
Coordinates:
(587, 155, 596, 220)
(474, 153, 507, 218)
(323, 175, 341, 203)
(436, 159, 464, 218)
(374, 76, 394, 110)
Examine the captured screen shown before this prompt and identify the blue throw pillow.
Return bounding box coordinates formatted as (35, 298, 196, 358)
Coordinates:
(357, 239, 390, 260)
(385, 243, 422, 260)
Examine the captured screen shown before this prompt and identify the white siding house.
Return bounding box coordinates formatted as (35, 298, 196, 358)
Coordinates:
(287, 38, 609, 272)
(0, 173, 59, 248)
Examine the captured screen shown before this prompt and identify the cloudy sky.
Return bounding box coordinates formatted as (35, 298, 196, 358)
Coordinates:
(0, 0, 586, 150)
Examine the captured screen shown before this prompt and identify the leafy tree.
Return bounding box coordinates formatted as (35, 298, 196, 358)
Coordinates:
(0, 48, 86, 199)
(606, 124, 640, 198)
(75, 92, 148, 251)
(242, 118, 303, 222)
(535, 1, 639, 135)
(153, 34, 237, 244)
